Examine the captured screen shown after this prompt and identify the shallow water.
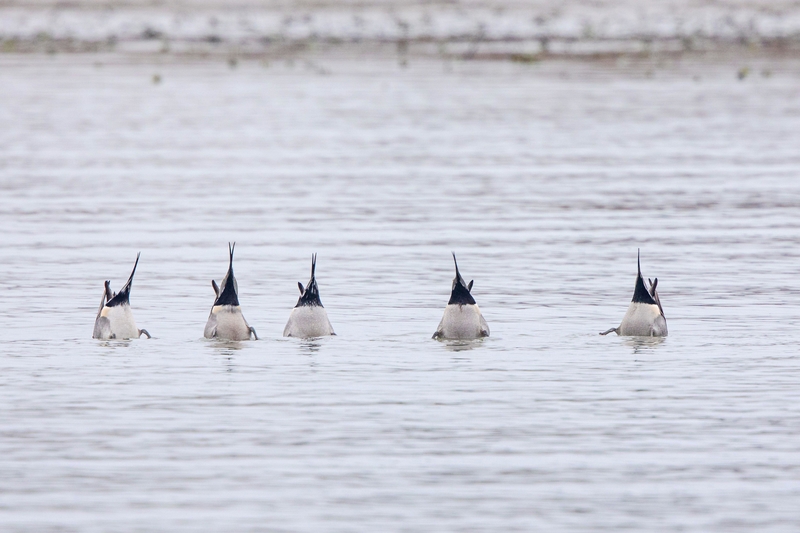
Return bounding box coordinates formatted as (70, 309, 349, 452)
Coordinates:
(1, 54, 800, 532)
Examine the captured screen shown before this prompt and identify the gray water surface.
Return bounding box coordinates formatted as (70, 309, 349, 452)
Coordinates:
(1, 54, 799, 532)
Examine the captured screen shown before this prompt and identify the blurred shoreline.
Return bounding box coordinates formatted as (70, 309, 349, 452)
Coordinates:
(2, 0, 799, 61)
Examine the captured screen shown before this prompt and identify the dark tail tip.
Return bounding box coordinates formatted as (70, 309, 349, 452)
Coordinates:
(452, 252, 459, 276)
(228, 242, 235, 268)
(125, 252, 141, 289)
(637, 248, 641, 276)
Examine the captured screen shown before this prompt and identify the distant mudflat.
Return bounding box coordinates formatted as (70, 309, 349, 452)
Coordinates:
(1, 0, 800, 58)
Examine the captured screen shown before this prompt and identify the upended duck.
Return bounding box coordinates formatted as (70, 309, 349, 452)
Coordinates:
(93, 253, 151, 340)
(433, 253, 490, 340)
(283, 254, 335, 338)
(600, 250, 667, 337)
(204, 243, 258, 341)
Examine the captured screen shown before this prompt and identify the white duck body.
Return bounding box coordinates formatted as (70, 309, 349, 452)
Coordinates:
(92, 253, 150, 340)
(283, 254, 335, 338)
(94, 304, 140, 340)
(618, 302, 668, 336)
(204, 243, 258, 341)
(601, 251, 667, 337)
(433, 253, 490, 340)
(205, 304, 254, 341)
(284, 306, 335, 338)
(435, 303, 490, 340)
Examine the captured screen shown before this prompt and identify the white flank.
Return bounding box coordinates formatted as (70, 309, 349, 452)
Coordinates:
(435, 304, 490, 340)
(95, 304, 140, 340)
(283, 306, 335, 338)
(617, 302, 668, 337)
(205, 305, 253, 341)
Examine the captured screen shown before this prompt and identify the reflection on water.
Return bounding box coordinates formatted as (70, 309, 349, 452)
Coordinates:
(204, 340, 244, 372)
(0, 54, 799, 532)
(623, 336, 666, 354)
(205, 339, 245, 353)
(441, 338, 485, 352)
(98, 340, 133, 349)
(298, 338, 323, 354)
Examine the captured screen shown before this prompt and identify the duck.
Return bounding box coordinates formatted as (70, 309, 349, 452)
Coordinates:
(600, 250, 667, 337)
(204, 243, 258, 341)
(93, 253, 151, 340)
(433, 253, 490, 340)
(283, 254, 335, 338)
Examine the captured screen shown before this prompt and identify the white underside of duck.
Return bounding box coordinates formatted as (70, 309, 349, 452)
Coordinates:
(205, 305, 254, 341)
(93, 304, 142, 340)
(434, 303, 490, 340)
(617, 302, 668, 337)
(284, 306, 335, 338)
